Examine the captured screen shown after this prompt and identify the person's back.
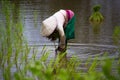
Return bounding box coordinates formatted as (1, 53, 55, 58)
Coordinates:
(41, 9, 75, 55)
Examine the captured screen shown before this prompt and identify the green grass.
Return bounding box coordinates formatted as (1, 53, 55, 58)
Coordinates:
(0, 1, 120, 80)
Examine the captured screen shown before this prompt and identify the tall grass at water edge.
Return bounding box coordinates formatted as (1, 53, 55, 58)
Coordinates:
(0, 1, 120, 80)
(0, 0, 30, 80)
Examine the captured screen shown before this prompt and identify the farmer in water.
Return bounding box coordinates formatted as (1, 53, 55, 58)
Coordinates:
(41, 9, 75, 55)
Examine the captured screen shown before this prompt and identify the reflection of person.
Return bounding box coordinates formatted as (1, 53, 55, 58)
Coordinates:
(41, 9, 75, 55)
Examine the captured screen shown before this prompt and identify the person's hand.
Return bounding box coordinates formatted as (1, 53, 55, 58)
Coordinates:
(56, 46, 66, 52)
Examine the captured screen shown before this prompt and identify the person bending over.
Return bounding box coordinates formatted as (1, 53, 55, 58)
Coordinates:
(41, 9, 75, 55)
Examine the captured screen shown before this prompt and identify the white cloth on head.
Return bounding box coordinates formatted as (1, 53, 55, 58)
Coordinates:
(41, 16, 57, 36)
(41, 9, 67, 49)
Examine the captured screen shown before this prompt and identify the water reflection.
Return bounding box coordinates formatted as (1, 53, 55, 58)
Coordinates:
(0, 0, 120, 80)
(0, 0, 119, 56)
(0, 0, 119, 58)
(2, 0, 119, 45)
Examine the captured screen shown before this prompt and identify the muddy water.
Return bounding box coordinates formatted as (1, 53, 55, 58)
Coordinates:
(20, 0, 120, 71)
(18, 0, 120, 57)
(18, 0, 119, 45)
(0, 0, 120, 79)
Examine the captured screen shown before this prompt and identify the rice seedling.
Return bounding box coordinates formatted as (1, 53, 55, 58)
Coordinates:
(0, 0, 120, 80)
(0, 0, 31, 79)
(89, 5, 104, 26)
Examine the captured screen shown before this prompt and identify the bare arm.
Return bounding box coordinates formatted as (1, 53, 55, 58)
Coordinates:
(57, 25, 66, 50)
(54, 10, 67, 52)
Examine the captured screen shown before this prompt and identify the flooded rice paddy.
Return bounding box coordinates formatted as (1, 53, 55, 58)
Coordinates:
(0, 0, 120, 79)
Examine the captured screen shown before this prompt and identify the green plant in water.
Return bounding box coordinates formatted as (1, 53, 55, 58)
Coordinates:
(0, 0, 30, 79)
(113, 26, 120, 45)
(1, 0, 120, 80)
(102, 58, 120, 80)
(89, 5, 104, 25)
(14, 50, 120, 80)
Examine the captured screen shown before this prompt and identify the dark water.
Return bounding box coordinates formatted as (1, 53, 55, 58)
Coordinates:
(0, 0, 120, 79)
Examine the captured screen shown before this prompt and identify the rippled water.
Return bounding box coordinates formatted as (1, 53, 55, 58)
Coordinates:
(18, 0, 119, 45)
(0, 0, 120, 79)
(16, 0, 120, 56)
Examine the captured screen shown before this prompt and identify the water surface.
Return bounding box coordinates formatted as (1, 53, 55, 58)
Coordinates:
(0, 0, 120, 79)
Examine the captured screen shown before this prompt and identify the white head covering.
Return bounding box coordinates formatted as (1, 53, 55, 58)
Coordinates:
(41, 9, 66, 37)
(41, 16, 57, 36)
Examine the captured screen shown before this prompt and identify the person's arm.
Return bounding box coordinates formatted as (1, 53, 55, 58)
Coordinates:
(56, 25, 66, 52)
(58, 27, 66, 49)
(54, 10, 67, 52)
